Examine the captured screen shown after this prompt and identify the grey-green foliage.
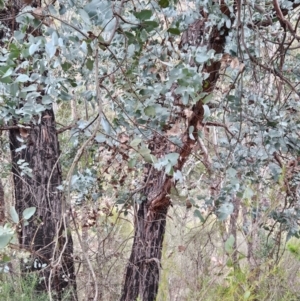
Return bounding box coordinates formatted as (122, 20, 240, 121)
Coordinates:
(211, 84, 300, 233)
(1, 1, 221, 153)
(0, 206, 36, 250)
(1, 0, 300, 244)
(68, 168, 102, 204)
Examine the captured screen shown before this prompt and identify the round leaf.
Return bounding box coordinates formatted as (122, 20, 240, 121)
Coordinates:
(167, 28, 180, 35)
(22, 207, 36, 220)
(9, 206, 19, 223)
(0, 234, 13, 249)
(134, 10, 152, 20)
(159, 0, 169, 8)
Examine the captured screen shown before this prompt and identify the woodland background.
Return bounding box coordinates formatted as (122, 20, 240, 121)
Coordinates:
(1, 0, 300, 300)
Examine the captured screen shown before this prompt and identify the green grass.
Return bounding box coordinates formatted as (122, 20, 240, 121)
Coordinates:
(0, 273, 49, 301)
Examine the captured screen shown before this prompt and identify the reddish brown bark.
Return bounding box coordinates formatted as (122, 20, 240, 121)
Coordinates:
(122, 0, 300, 299)
(121, 3, 231, 301)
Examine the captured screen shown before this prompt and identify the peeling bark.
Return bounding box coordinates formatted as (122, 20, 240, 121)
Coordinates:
(121, 3, 231, 301)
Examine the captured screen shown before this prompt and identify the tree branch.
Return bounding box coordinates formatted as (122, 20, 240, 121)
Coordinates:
(0, 125, 20, 131)
(273, 0, 300, 40)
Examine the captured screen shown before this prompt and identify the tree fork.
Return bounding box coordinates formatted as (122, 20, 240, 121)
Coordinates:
(121, 3, 231, 300)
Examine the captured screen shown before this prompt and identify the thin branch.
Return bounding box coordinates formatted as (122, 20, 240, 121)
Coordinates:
(63, 47, 102, 301)
(47, 14, 89, 39)
(240, 23, 300, 95)
(56, 124, 74, 134)
(98, 0, 126, 46)
(273, 0, 300, 40)
(113, 11, 139, 26)
(202, 121, 235, 137)
(0, 125, 20, 130)
(197, 137, 212, 172)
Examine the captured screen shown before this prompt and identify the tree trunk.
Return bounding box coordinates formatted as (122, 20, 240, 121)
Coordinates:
(1, 0, 77, 298)
(0, 178, 4, 225)
(121, 3, 231, 300)
(121, 165, 170, 301)
(121, 202, 168, 301)
(9, 109, 77, 300)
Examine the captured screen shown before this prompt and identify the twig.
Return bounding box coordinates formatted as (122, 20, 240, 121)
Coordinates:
(64, 47, 102, 301)
(197, 137, 212, 172)
(0, 125, 24, 130)
(202, 121, 235, 137)
(56, 124, 74, 134)
(273, 0, 300, 40)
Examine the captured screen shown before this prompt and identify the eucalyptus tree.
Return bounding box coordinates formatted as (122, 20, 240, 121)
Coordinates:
(0, 1, 76, 299)
(1, 0, 300, 300)
(116, 0, 300, 298)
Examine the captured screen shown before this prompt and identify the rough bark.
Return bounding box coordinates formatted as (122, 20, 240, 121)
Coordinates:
(1, 0, 77, 299)
(120, 1, 300, 299)
(0, 178, 4, 225)
(10, 110, 77, 300)
(121, 157, 170, 301)
(121, 3, 231, 301)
